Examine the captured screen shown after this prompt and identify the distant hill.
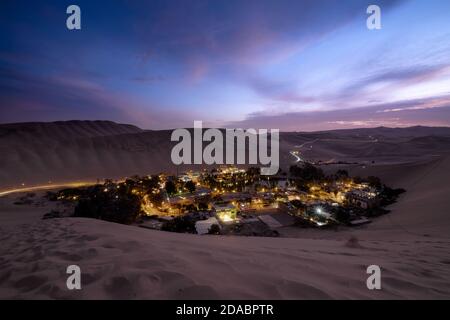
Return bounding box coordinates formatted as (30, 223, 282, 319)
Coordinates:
(1, 120, 450, 188)
(0, 120, 143, 139)
(318, 126, 450, 138)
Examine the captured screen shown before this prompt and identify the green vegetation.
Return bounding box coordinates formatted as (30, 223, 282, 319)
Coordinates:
(161, 216, 196, 233)
(208, 224, 221, 235)
(185, 180, 196, 193)
(73, 185, 142, 224)
(165, 180, 177, 195)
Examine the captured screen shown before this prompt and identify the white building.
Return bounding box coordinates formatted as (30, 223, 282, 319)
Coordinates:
(195, 217, 220, 235)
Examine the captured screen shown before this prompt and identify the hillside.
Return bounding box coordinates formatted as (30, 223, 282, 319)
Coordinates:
(1, 121, 450, 190)
(1, 121, 450, 299)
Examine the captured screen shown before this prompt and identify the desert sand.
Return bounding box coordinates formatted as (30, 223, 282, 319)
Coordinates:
(1, 121, 450, 299)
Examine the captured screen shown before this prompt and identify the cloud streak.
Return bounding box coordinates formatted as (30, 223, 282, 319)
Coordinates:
(1, 0, 450, 130)
(226, 95, 450, 131)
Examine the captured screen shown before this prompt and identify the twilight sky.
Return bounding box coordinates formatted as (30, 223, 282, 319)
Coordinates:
(1, 0, 450, 131)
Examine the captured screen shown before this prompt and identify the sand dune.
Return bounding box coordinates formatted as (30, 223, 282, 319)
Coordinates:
(0, 121, 175, 188)
(369, 156, 450, 238)
(1, 121, 450, 299)
(2, 121, 450, 190)
(0, 216, 449, 299)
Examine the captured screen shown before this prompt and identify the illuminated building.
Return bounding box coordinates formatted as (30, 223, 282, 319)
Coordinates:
(213, 203, 237, 222)
(346, 189, 379, 209)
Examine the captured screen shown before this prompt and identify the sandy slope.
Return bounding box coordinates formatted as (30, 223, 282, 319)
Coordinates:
(0, 121, 173, 188)
(1, 122, 450, 299)
(2, 121, 450, 190)
(1, 157, 450, 299)
(359, 156, 450, 238)
(1, 217, 449, 299)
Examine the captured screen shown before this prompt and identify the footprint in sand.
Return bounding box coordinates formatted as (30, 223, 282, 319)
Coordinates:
(133, 259, 163, 269)
(82, 273, 99, 286)
(38, 283, 66, 299)
(153, 270, 215, 299)
(16, 251, 44, 263)
(278, 279, 332, 299)
(382, 276, 431, 292)
(104, 276, 136, 299)
(76, 235, 99, 242)
(14, 275, 48, 292)
(63, 253, 83, 262)
(172, 285, 220, 299)
(0, 269, 12, 285)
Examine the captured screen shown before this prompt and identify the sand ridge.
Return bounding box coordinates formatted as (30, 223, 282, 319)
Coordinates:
(1, 217, 450, 299)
